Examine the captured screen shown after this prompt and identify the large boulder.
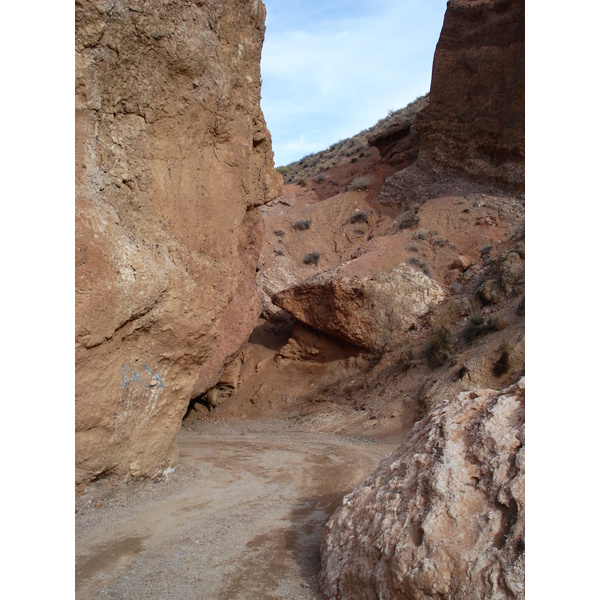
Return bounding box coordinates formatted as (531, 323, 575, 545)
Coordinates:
(320, 379, 525, 600)
(272, 248, 444, 352)
(75, 0, 282, 486)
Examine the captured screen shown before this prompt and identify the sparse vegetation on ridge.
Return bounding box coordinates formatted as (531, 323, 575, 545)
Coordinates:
(275, 94, 429, 183)
(349, 176, 371, 191)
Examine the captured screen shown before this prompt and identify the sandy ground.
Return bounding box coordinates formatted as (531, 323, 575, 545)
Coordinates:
(75, 419, 399, 599)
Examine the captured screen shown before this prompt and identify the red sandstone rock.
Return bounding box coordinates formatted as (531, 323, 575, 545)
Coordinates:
(416, 0, 525, 192)
(273, 248, 444, 352)
(75, 0, 282, 486)
(367, 96, 428, 169)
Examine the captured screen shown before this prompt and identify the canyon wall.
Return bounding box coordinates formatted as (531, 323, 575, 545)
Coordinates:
(75, 0, 282, 486)
(416, 0, 525, 192)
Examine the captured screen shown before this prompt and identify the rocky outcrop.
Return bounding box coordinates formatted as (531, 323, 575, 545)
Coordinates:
(416, 0, 525, 192)
(75, 0, 282, 486)
(367, 96, 428, 169)
(273, 248, 444, 352)
(190, 209, 266, 397)
(320, 379, 525, 600)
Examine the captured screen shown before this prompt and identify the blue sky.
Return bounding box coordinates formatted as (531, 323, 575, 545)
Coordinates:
(261, 0, 448, 166)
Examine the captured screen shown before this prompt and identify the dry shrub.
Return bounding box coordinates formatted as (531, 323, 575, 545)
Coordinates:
(349, 176, 371, 191)
(426, 314, 454, 369)
(398, 214, 420, 230)
(464, 313, 496, 341)
(303, 252, 321, 265)
(292, 219, 311, 231)
(350, 211, 369, 224)
(493, 346, 511, 376)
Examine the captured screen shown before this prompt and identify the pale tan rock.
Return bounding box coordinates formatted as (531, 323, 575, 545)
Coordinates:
(452, 255, 472, 272)
(320, 379, 525, 600)
(273, 249, 444, 352)
(75, 0, 282, 486)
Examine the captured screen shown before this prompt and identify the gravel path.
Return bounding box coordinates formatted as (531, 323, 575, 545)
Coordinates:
(75, 420, 397, 599)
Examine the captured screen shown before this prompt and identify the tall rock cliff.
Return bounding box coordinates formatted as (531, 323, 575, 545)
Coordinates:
(416, 0, 525, 192)
(75, 0, 282, 486)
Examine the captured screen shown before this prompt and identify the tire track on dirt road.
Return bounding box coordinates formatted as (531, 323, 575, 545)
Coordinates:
(76, 420, 399, 599)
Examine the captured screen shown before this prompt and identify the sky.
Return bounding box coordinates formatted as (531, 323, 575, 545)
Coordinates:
(261, 0, 448, 166)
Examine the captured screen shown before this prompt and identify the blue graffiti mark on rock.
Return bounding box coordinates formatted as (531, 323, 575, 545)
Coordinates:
(122, 363, 165, 389)
(144, 364, 165, 389)
(122, 364, 130, 388)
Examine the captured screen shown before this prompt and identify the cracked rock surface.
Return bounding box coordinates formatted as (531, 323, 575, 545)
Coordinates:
(75, 0, 282, 486)
(320, 379, 525, 600)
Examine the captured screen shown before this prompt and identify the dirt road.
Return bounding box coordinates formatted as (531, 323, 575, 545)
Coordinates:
(75, 420, 398, 599)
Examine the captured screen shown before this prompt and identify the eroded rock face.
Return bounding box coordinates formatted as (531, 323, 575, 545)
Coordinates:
(320, 379, 525, 600)
(416, 0, 525, 192)
(367, 96, 428, 169)
(75, 0, 282, 486)
(272, 249, 444, 352)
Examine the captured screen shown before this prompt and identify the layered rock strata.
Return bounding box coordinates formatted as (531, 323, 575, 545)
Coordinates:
(75, 0, 282, 486)
(416, 0, 525, 192)
(320, 379, 525, 600)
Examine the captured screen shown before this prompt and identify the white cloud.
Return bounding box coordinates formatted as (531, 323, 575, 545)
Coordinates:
(261, 0, 447, 165)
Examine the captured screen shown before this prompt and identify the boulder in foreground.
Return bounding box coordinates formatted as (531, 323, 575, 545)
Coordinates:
(320, 378, 525, 600)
